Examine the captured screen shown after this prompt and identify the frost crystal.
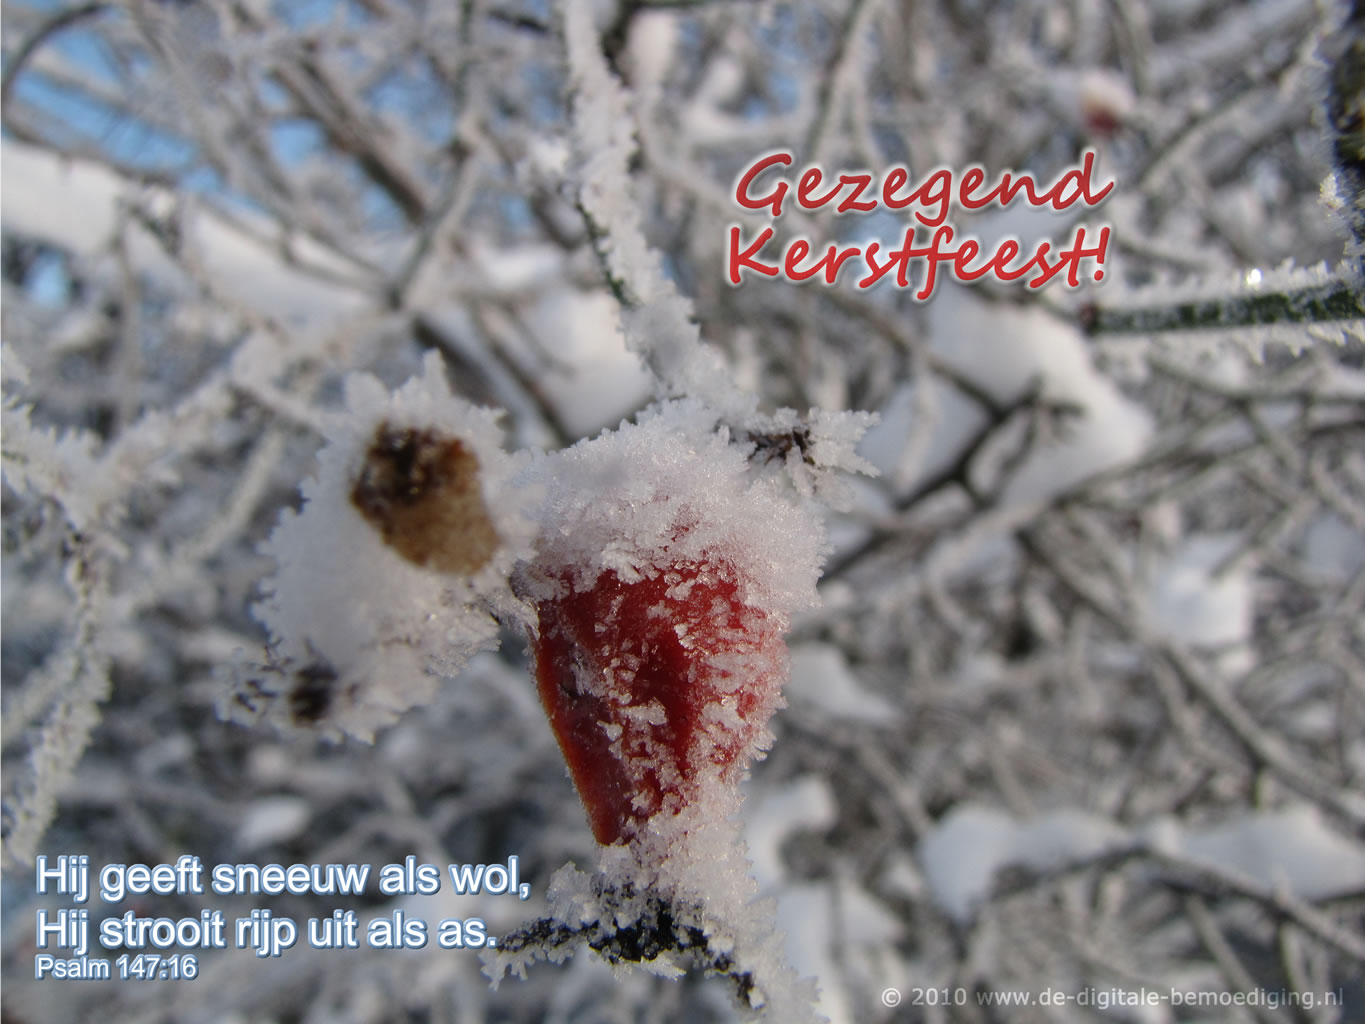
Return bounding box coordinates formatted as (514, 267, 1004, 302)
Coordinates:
(520, 401, 825, 617)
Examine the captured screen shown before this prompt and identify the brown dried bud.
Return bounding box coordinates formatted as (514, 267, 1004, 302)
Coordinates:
(350, 422, 501, 574)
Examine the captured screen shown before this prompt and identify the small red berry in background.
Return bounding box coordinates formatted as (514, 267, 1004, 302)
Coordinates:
(533, 559, 788, 847)
(1074, 69, 1135, 140)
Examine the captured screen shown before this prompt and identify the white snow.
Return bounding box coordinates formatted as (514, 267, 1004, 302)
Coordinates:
(926, 287, 1154, 505)
(743, 778, 908, 1024)
(862, 287, 1155, 512)
(517, 398, 826, 621)
(786, 645, 899, 723)
(745, 776, 838, 890)
(235, 796, 312, 850)
(1301, 513, 1365, 582)
(921, 802, 1365, 922)
(1141, 534, 1254, 648)
(919, 804, 1128, 922)
(1172, 804, 1365, 902)
(521, 289, 654, 437)
(1, 139, 369, 323)
(859, 288, 1154, 586)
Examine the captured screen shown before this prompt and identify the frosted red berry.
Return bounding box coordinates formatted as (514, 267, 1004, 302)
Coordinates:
(533, 561, 788, 846)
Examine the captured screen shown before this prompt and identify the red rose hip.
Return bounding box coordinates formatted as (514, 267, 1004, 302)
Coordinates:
(533, 560, 788, 846)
